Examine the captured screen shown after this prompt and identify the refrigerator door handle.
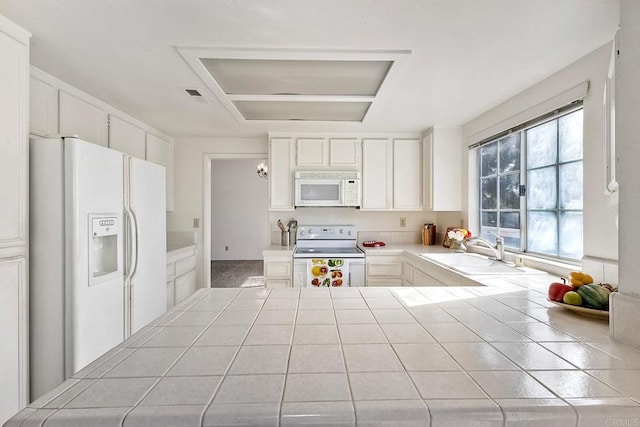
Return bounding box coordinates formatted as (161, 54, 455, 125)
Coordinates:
(129, 208, 140, 279)
(123, 155, 139, 283)
(123, 206, 136, 281)
(123, 205, 134, 337)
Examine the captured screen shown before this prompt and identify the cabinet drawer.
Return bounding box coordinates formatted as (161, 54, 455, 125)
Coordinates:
(367, 277, 403, 287)
(175, 255, 196, 277)
(265, 279, 291, 289)
(367, 262, 402, 277)
(265, 261, 291, 278)
(166, 263, 174, 279)
(174, 270, 196, 305)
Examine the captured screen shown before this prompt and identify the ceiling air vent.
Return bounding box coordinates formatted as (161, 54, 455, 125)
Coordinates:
(185, 89, 202, 97)
(184, 88, 209, 104)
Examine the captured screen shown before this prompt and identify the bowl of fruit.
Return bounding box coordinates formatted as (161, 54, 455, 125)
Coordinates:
(547, 271, 617, 320)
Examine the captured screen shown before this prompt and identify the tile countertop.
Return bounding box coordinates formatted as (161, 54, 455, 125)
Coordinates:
(167, 243, 196, 253)
(358, 242, 450, 256)
(8, 281, 640, 426)
(262, 245, 295, 256)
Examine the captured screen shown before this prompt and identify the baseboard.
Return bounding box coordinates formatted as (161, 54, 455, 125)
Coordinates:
(610, 292, 640, 349)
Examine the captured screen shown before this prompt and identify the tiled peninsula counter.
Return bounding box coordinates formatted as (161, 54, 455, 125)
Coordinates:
(7, 269, 640, 426)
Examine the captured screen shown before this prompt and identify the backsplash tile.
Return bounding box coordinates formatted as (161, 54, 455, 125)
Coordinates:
(582, 256, 618, 286)
(357, 231, 421, 245)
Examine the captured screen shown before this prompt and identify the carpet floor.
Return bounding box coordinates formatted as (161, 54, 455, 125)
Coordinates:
(210, 260, 264, 288)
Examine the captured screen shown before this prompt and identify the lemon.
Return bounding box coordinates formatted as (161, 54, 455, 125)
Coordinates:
(563, 291, 583, 306)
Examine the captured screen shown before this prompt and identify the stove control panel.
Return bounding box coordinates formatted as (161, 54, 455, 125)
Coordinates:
(296, 225, 357, 241)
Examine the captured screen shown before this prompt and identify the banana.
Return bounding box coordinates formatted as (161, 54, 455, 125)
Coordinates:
(570, 271, 594, 288)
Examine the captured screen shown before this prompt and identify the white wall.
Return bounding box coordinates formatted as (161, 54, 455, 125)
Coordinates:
(611, 0, 640, 348)
(462, 41, 618, 263)
(167, 137, 267, 287)
(211, 158, 268, 260)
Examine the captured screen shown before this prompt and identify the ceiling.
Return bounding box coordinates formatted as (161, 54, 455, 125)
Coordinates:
(0, 1, 619, 139)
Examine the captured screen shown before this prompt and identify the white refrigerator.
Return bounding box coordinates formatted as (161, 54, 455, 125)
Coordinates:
(29, 137, 167, 400)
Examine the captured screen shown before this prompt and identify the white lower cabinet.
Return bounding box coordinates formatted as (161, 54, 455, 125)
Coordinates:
(166, 280, 175, 309)
(264, 255, 292, 288)
(412, 266, 443, 286)
(366, 255, 403, 287)
(175, 270, 197, 304)
(403, 262, 414, 285)
(166, 246, 197, 308)
(403, 256, 444, 286)
(0, 257, 27, 423)
(403, 254, 467, 286)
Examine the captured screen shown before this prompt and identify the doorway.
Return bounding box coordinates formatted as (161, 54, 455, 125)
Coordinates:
(204, 155, 269, 288)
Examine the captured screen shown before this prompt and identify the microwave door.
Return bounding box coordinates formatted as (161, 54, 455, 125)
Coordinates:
(296, 179, 343, 206)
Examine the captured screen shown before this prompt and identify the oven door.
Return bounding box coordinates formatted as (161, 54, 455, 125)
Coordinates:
(293, 257, 365, 287)
(295, 179, 344, 207)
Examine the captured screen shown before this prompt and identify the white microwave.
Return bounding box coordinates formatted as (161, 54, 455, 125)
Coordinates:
(294, 171, 360, 207)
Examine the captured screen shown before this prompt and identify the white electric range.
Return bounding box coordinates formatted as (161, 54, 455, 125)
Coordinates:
(293, 225, 365, 287)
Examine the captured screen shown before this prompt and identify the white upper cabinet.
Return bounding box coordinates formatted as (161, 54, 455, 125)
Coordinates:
(269, 133, 421, 212)
(361, 138, 393, 210)
(393, 138, 422, 210)
(295, 137, 360, 168)
(29, 73, 58, 136)
(146, 133, 174, 211)
(59, 90, 108, 146)
(296, 138, 327, 167)
(329, 138, 360, 167)
(269, 137, 295, 211)
(0, 19, 28, 251)
(362, 138, 422, 211)
(423, 128, 462, 211)
(29, 67, 175, 211)
(108, 114, 146, 159)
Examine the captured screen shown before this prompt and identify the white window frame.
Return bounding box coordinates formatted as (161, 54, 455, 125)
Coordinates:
(475, 103, 584, 262)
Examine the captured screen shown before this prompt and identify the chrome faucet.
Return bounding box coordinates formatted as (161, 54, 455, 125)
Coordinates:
(466, 234, 505, 261)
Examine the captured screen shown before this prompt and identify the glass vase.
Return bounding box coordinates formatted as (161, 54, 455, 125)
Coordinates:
(450, 240, 466, 253)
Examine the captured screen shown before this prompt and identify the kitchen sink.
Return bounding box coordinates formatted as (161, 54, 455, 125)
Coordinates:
(420, 252, 537, 275)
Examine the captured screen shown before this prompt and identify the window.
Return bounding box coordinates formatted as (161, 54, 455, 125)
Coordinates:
(478, 108, 583, 260)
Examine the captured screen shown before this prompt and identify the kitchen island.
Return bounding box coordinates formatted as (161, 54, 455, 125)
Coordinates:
(7, 277, 640, 426)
